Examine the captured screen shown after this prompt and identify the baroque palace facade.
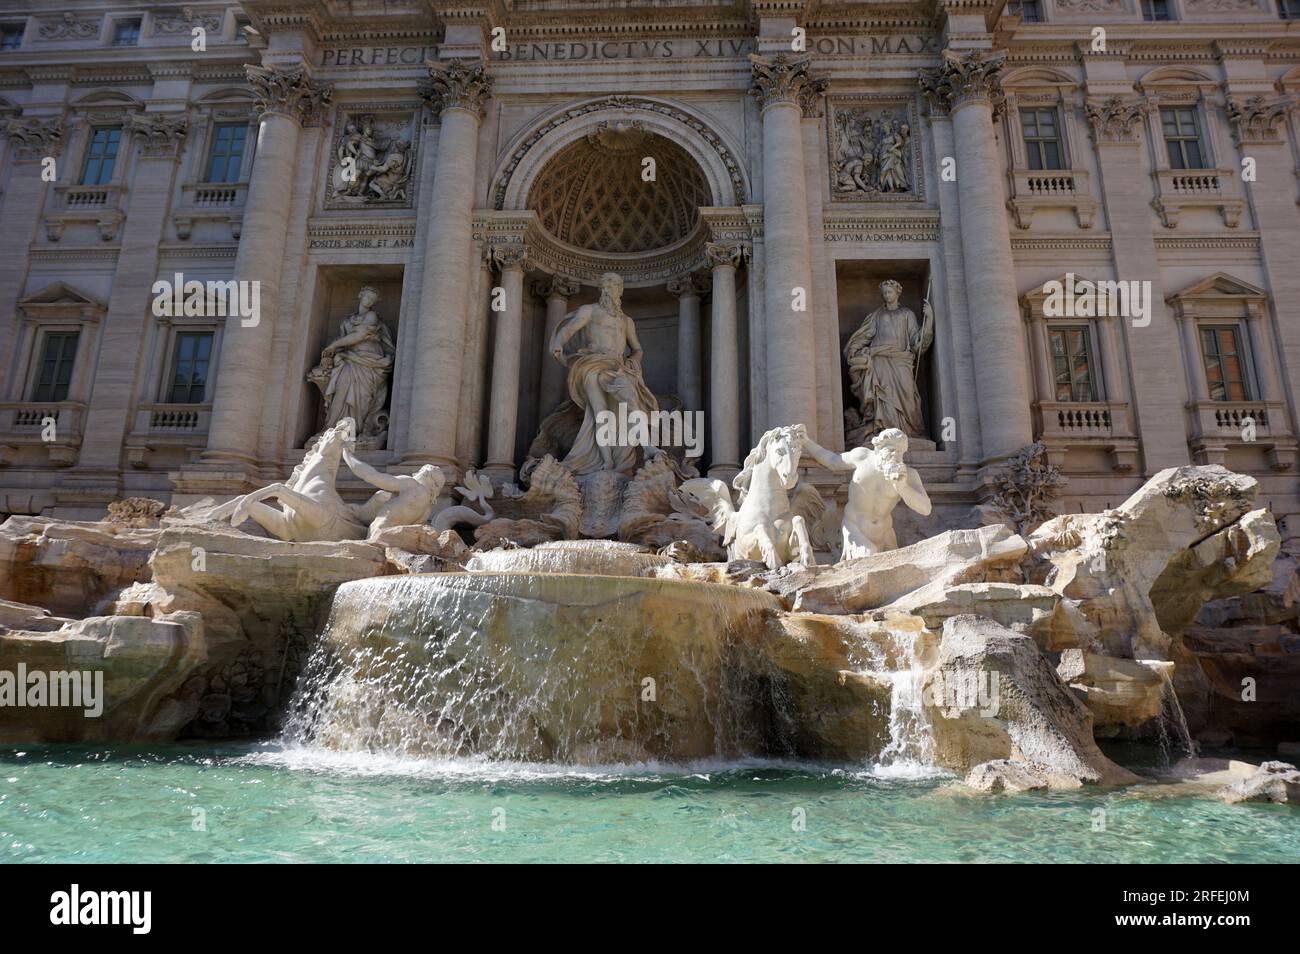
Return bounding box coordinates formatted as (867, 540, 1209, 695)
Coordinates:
(0, 0, 1298, 542)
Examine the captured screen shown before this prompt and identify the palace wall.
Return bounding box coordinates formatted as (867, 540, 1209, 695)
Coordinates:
(0, 0, 1297, 544)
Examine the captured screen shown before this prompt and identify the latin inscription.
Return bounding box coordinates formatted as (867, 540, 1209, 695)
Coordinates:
(320, 35, 938, 68)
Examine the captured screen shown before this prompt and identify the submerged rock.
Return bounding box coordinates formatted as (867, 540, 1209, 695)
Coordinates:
(964, 759, 1050, 793)
(923, 616, 1139, 787)
(0, 611, 205, 742)
(1217, 760, 1300, 804)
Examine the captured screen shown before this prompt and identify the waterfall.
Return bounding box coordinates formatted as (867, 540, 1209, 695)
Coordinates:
(282, 569, 780, 764)
(1153, 665, 1197, 762)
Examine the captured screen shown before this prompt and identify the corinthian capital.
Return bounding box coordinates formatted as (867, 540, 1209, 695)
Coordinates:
(5, 117, 64, 160)
(246, 64, 332, 127)
(1226, 95, 1292, 145)
(130, 113, 189, 159)
(919, 49, 1007, 115)
(749, 54, 826, 115)
(420, 59, 492, 120)
(705, 241, 747, 270)
(533, 274, 579, 301)
(1084, 96, 1145, 144)
(490, 241, 529, 271)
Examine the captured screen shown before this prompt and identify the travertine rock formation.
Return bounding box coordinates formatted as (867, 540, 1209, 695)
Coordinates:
(923, 616, 1140, 787)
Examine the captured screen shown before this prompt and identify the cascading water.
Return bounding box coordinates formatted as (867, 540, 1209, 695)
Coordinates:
(1153, 665, 1197, 762)
(282, 547, 781, 763)
(282, 541, 941, 770)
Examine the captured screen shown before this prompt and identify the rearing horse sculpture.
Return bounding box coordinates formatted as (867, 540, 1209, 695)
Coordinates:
(227, 418, 367, 542)
(674, 424, 822, 570)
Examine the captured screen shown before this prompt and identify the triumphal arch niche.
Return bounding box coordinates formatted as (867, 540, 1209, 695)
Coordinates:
(477, 96, 757, 497)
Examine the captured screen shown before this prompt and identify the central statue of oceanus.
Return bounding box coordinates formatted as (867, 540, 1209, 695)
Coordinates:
(548, 271, 662, 476)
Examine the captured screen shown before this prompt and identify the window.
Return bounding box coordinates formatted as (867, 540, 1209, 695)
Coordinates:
(1200, 325, 1251, 402)
(168, 332, 213, 404)
(206, 123, 247, 183)
(1009, 0, 1044, 20)
(80, 126, 122, 186)
(0, 23, 23, 50)
(234, 15, 253, 42)
(1049, 325, 1099, 402)
(112, 18, 141, 47)
(1142, 0, 1172, 19)
(1281, 0, 1300, 17)
(32, 332, 79, 403)
(1161, 107, 1207, 170)
(1021, 108, 1064, 170)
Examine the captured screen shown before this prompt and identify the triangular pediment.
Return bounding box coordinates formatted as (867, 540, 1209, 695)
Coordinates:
(1021, 274, 1105, 306)
(1168, 273, 1267, 303)
(18, 282, 106, 319)
(21, 282, 98, 306)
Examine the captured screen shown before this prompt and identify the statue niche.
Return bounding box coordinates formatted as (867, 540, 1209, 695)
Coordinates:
(844, 278, 934, 447)
(307, 285, 395, 450)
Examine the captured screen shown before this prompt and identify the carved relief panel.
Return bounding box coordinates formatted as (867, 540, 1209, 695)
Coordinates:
(324, 105, 419, 209)
(826, 97, 923, 202)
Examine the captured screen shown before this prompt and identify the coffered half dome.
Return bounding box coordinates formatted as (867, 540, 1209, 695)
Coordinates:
(527, 121, 712, 254)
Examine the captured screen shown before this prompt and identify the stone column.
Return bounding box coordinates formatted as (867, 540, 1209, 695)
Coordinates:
(750, 54, 824, 433)
(483, 244, 527, 480)
(1098, 317, 1130, 405)
(920, 50, 1033, 461)
(1227, 95, 1300, 447)
(1244, 304, 1282, 404)
(707, 242, 745, 476)
(668, 273, 706, 414)
(0, 119, 63, 393)
(402, 60, 492, 470)
(535, 274, 578, 417)
(74, 115, 190, 479)
(1025, 312, 1054, 403)
(1176, 312, 1208, 403)
(203, 65, 331, 472)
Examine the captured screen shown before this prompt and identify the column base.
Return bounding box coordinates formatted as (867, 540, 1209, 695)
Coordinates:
(480, 462, 517, 485)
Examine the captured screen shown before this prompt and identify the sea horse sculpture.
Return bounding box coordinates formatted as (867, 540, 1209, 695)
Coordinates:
(675, 424, 824, 570)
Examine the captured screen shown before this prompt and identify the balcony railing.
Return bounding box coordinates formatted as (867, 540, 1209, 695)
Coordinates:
(45, 184, 126, 241)
(0, 401, 85, 465)
(1007, 167, 1097, 229)
(1034, 400, 1137, 471)
(1152, 168, 1244, 228)
(175, 182, 248, 240)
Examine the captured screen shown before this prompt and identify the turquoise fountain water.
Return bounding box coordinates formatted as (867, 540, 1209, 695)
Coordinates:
(4, 543, 1297, 863)
(4, 743, 1300, 863)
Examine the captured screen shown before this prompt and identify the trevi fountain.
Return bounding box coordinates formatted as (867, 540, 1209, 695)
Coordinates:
(1, 0, 1299, 866)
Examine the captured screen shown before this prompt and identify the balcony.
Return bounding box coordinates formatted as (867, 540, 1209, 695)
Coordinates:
(174, 181, 248, 240)
(125, 402, 212, 468)
(1186, 399, 1294, 470)
(44, 184, 126, 241)
(1151, 168, 1244, 229)
(1034, 400, 1138, 472)
(1007, 168, 1098, 229)
(0, 402, 85, 466)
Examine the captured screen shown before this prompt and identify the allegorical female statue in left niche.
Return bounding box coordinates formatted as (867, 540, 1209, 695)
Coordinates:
(307, 286, 396, 449)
